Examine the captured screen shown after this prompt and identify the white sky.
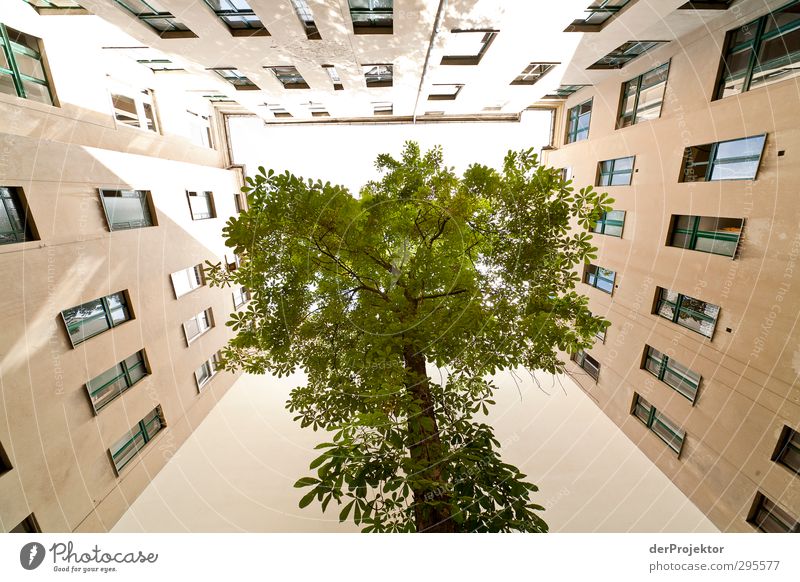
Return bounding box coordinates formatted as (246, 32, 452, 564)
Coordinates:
(227, 110, 553, 194)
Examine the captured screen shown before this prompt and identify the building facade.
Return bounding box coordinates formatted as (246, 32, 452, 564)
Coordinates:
(0, 1, 245, 532)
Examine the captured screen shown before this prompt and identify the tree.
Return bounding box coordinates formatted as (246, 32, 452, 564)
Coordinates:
(207, 142, 611, 532)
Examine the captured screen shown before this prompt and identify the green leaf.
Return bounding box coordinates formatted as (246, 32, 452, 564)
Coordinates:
(294, 477, 319, 488)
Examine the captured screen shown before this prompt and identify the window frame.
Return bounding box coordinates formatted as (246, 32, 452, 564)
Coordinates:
(596, 156, 635, 186)
(0, 23, 56, 106)
(86, 350, 149, 414)
(654, 287, 720, 339)
(9, 513, 41, 533)
(667, 214, 744, 258)
(170, 264, 205, 299)
(363, 63, 393, 88)
(591, 210, 626, 238)
(584, 263, 616, 295)
(108, 405, 165, 474)
(510, 62, 558, 86)
(183, 308, 214, 345)
(771, 425, 800, 475)
(110, 89, 159, 132)
(747, 492, 800, 533)
(428, 83, 463, 100)
(571, 349, 601, 381)
(440, 29, 498, 66)
(99, 189, 156, 231)
(642, 345, 702, 404)
(0, 439, 11, 474)
(565, 1, 632, 32)
(61, 291, 133, 348)
(195, 352, 221, 390)
(187, 110, 213, 148)
(631, 393, 686, 455)
(233, 286, 251, 309)
(267, 65, 310, 89)
(290, 0, 320, 39)
(348, 0, 393, 35)
(565, 98, 592, 144)
(588, 40, 669, 70)
(679, 134, 767, 182)
(714, 1, 800, 99)
(616, 62, 670, 128)
(112, 0, 197, 38)
(186, 190, 216, 221)
(0, 186, 38, 245)
(200, 0, 269, 36)
(212, 67, 259, 90)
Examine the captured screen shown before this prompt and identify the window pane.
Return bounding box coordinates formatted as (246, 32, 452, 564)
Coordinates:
(20, 80, 52, 105)
(106, 292, 129, 325)
(0, 187, 31, 244)
(644, 347, 663, 377)
(633, 396, 651, 424)
(610, 170, 632, 186)
(125, 352, 148, 385)
(112, 94, 139, 127)
(12, 51, 45, 81)
(715, 135, 766, 160)
(651, 412, 684, 452)
(87, 363, 127, 409)
(63, 298, 109, 344)
(710, 159, 760, 180)
(682, 145, 712, 181)
(663, 358, 701, 400)
(142, 102, 157, 132)
(0, 72, 17, 98)
(102, 190, 152, 230)
(618, 80, 637, 127)
(171, 265, 203, 297)
(694, 216, 742, 256)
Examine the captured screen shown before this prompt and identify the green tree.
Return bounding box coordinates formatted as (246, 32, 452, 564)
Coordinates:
(207, 142, 610, 532)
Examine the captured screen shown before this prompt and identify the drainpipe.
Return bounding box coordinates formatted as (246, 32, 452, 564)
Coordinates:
(412, 0, 448, 124)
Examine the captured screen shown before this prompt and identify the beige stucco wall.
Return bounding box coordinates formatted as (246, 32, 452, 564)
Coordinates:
(543, 0, 800, 532)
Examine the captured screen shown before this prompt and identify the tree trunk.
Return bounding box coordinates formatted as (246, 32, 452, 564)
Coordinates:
(403, 346, 456, 533)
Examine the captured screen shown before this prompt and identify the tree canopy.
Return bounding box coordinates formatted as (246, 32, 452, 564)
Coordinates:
(207, 141, 611, 532)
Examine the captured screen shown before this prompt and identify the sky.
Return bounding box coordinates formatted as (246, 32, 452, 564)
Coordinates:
(113, 116, 717, 533)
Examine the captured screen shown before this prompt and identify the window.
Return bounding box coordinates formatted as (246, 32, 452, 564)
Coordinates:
(111, 90, 158, 132)
(323, 65, 343, 90)
(234, 191, 247, 213)
(584, 264, 616, 294)
(201, 0, 268, 36)
(441, 30, 498, 66)
(99, 189, 154, 230)
(109, 406, 164, 473)
(363, 64, 393, 87)
(0, 23, 55, 105)
(61, 291, 131, 347)
(715, 2, 800, 99)
(224, 252, 241, 272)
(595, 325, 607, 343)
(680, 135, 766, 182)
(373, 101, 393, 115)
(267, 103, 292, 117)
(617, 62, 669, 128)
(428, 84, 463, 100)
(588, 41, 669, 70)
(510, 62, 557, 85)
(195, 353, 221, 390)
(212, 68, 258, 90)
(86, 350, 149, 413)
(290, 0, 320, 39)
(565, 98, 592, 143)
(1, 187, 36, 245)
(349, 0, 393, 34)
(571, 349, 600, 380)
(772, 425, 800, 474)
(680, 1, 735, 8)
(23, 0, 84, 11)
(204, 94, 234, 103)
(113, 0, 196, 38)
(668, 215, 744, 258)
(597, 156, 634, 186)
(171, 264, 204, 298)
(654, 287, 720, 338)
(592, 210, 626, 238)
(187, 191, 215, 220)
(309, 103, 329, 117)
(184, 308, 214, 345)
(544, 84, 589, 99)
(566, 1, 631, 31)
(643, 346, 701, 403)
(268, 66, 309, 89)
(136, 58, 181, 72)
(631, 394, 686, 454)
(187, 111, 212, 148)
(233, 286, 251, 309)
(0, 439, 11, 474)
(747, 492, 800, 533)
(9, 514, 41, 533)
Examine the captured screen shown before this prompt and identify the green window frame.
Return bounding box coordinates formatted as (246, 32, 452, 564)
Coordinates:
(109, 406, 164, 474)
(571, 349, 600, 381)
(567, 1, 631, 31)
(113, 0, 196, 37)
(212, 68, 258, 90)
(617, 62, 670, 128)
(349, 0, 393, 34)
(584, 264, 616, 294)
(100, 189, 154, 230)
(668, 215, 744, 258)
(195, 352, 221, 390)
(597, 157, 634, 186)
(747, 492, 800, 533)
(268, 66, 309, 89)
(0, 23, 55, 105)
(631, 394, 686, 455)
(23, 0, 84, 11)
(545, 84, 589, 99)
(0, 186, 36, 245)
(201, 0, 268, 36)
(86, 350, 148, 413)
(715, 1, 800, 99)
(772, 425, 800, 474)
(643, 345, 701, 403)
(363, 64, 393, 87)
(187, 190, 215, 220)
(680, 135, 767, 182)
(61, 291, 132, 347)
(565, 98, 592, 143)
(588, 40, 668, 70)
(654, 287, 720, 339)
(592, 210, 626, 238)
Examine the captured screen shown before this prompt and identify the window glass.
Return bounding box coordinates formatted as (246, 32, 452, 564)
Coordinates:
(171, 265, 204, 298)
(63, 297, 109, 344)
(101, 190, 153, 230)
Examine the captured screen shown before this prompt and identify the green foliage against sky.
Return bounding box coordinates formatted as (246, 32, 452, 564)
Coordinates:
(207, 142, 611, 532)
